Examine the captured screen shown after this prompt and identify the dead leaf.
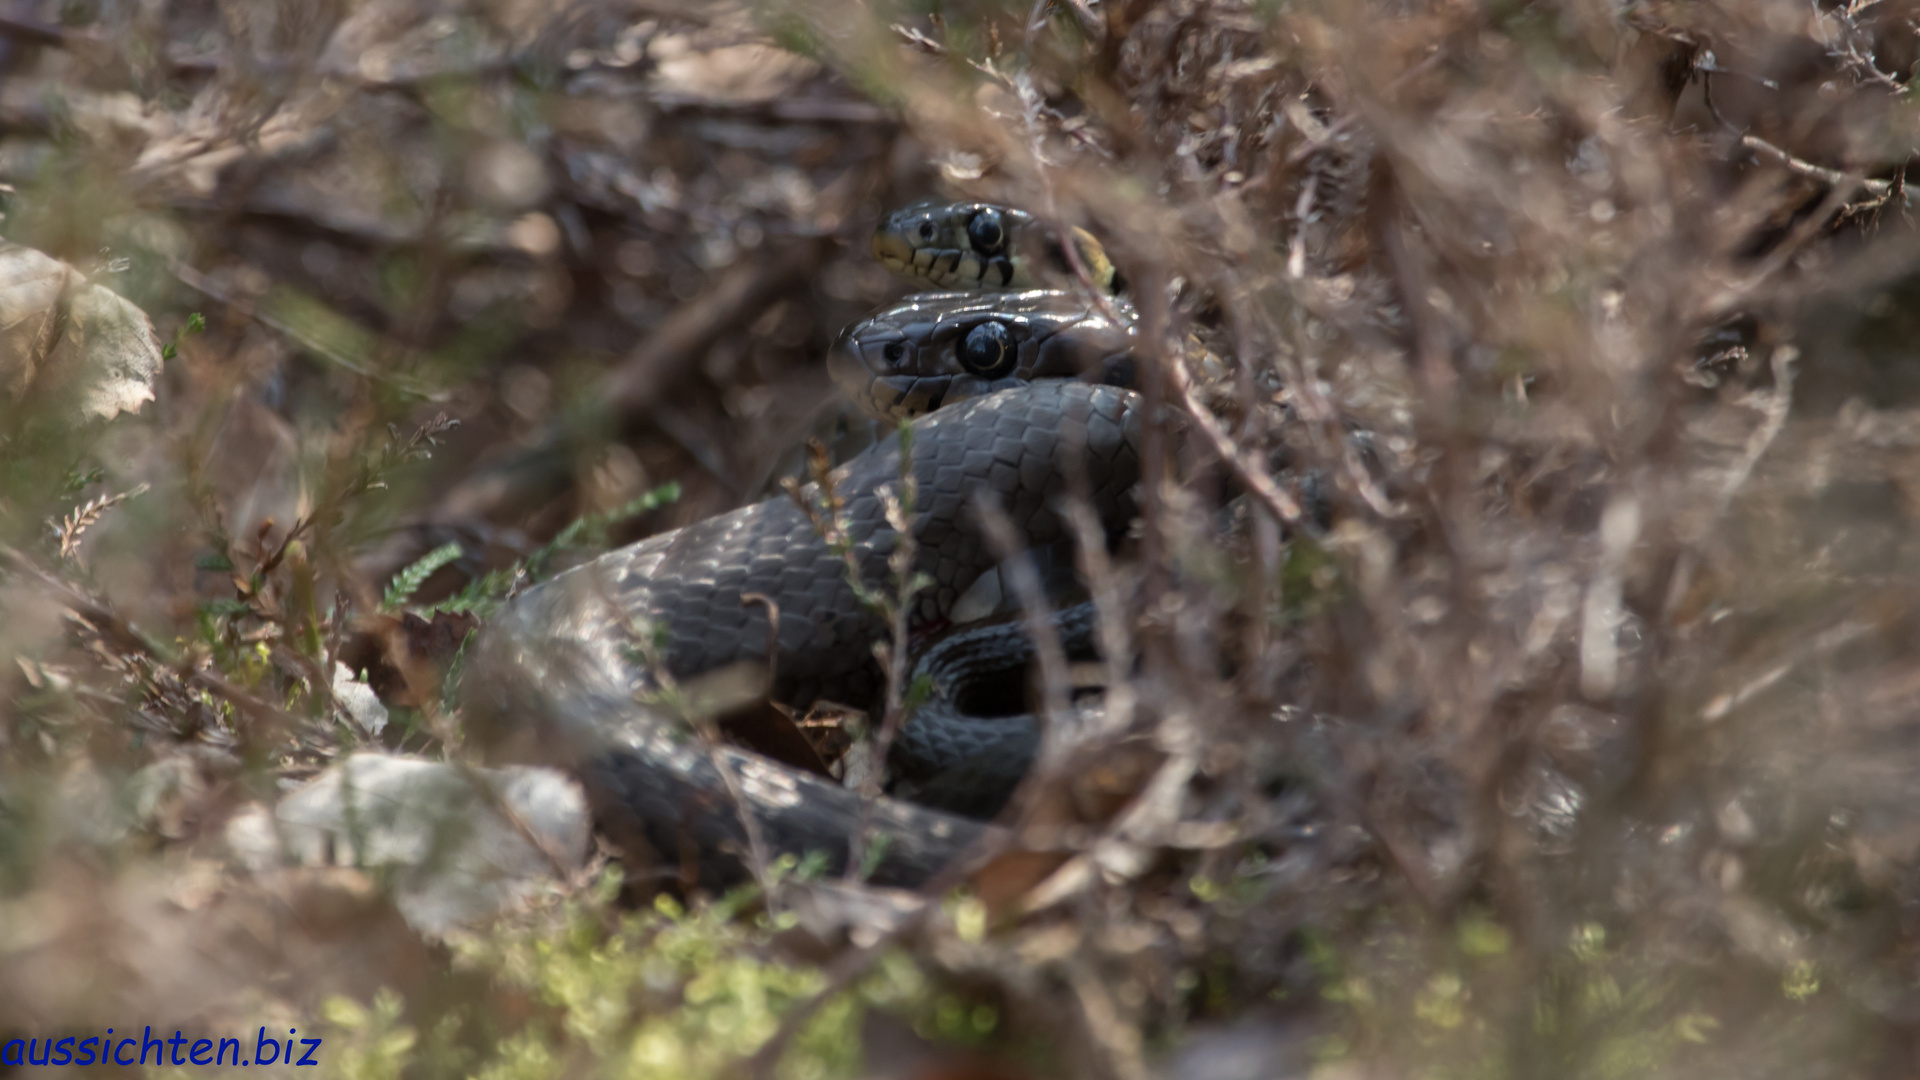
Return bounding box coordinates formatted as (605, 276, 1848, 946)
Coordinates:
(339, 609, 481, 710)
(649, 40, 821, 102)
(0, 243, 163, 420)
(0, 243, 71, 395)
(60, 278, 165, 420)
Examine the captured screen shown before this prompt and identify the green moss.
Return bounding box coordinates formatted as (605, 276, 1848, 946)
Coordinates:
(443, 878, 866, 1080)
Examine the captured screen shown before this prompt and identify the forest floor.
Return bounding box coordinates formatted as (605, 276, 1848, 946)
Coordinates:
(7, 0, 1920, 1077)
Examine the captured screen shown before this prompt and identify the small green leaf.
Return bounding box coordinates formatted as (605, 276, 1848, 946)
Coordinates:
(383, 542, 463, 611)
(195, 551, 235, 572)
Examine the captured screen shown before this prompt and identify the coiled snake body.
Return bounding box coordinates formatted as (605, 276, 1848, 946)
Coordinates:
(463, 205, 1140, 888)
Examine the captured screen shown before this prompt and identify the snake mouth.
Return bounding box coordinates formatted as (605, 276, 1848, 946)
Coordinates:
(830, 323, 911, 373)
(867, 375, 951, 420)
(829, 322, 922, 417)
(826, 333, 871, 399)
(871, 231, 915, 274)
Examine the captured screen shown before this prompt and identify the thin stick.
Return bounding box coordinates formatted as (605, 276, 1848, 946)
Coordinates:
(1739, 134, 1894, 197)
(1164, 353, 1316, 535)
(0, 544, 305, 736)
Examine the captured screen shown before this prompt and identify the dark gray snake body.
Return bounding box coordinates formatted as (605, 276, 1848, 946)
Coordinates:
(463, 380, 1142, 887)
(887, 601, 1103, 818)
(463, 203, 1143, 888)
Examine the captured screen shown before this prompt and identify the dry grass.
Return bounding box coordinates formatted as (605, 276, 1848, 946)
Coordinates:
(4, 0, 1920, 1076)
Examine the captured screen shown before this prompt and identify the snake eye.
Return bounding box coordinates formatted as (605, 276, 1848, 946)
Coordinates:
(960, 321, 1016, 378)
(966, 208, 1006, 255)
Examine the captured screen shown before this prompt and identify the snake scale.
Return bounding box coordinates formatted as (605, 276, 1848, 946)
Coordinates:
(462, 202, 1142, 889)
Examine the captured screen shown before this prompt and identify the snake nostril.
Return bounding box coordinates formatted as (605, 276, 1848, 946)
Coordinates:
(883, 341, 907, 364)
(918, 222, 937, 241)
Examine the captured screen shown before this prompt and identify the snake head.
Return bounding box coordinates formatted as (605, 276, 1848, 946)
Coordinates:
(829, 290, 1139, 421)
(872, 201, 1118, 293)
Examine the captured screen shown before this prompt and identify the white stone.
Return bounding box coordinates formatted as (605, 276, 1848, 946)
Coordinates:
(226, 753, 590, 936)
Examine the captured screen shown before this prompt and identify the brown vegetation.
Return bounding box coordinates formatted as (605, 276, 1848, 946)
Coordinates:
(5, 0, 1920, 1076)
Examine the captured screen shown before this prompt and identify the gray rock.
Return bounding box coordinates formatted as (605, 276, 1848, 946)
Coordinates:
(226, 753, 590, 936)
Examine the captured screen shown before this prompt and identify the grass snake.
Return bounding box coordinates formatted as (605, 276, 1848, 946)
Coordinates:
(463, 204, 1142, 888)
